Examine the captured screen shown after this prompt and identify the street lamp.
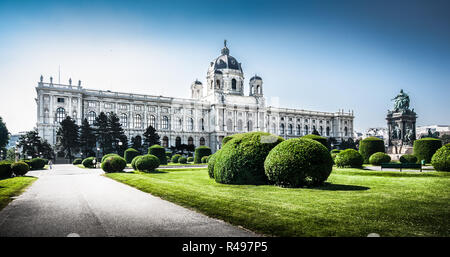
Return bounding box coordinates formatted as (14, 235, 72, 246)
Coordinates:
(96, 147, 100, 168)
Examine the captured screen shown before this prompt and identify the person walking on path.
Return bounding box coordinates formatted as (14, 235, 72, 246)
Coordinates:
(48, 159, 53, 170)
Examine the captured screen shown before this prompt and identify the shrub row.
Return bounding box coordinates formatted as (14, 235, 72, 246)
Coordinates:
(413, 137, 442, 163)
(359, 137, 385, 163)
(148, 145, 167, 165)
(194, 146, 212, 163)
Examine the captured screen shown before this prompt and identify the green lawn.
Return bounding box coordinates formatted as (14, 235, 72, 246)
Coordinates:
(106, 167, 450, 237)
(0, 176, 37, 211)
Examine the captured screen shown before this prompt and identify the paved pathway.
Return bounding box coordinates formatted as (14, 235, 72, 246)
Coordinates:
(364, 165, 435, 172)
(0, 165, 255, 237)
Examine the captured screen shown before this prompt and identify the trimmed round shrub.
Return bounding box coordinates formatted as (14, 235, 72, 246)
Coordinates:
(431, 144, 450, 172)
(124, 148, 140, 164)
(400, 154, 418, 164)
(264, 138, 333, 187)
(0, 161, 13, 179)
(179, 157, 187, 164)
(201, 156, 209, 163)
(359, 137, 385, 163)
(222, 135, 236, 146)
(214, 132, 284, 185)
(413, 137, 442, 163)
(101, 153, 120, 163)
(331, 153, 338, 161)
(207, 150, 220, 179)
(148, 145, 167, 165)
(171, 154, 181, 163)
(194, 146, 212, 164)
(301, 134, 328, 148)
(131, 155, 143, 170)
(331, 149, 341, 154)
(11, 161, 30, 176)
(72, 158, 82, 165)
(335, 149, 364, 168)
(187, 157, 194, 162)
(30, 158, 47, 170)
(166, 156, 170, 162)
(369, 152, 391, 166)
(82, 157, 96, 168)
(135, 154, 160, 172)
(101, 156, 127, 173)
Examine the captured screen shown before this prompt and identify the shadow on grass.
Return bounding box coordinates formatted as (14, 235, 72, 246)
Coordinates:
(315, 183, 370, 191)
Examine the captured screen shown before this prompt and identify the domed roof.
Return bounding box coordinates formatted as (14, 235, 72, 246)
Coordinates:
(194, 79, 202, 85)
(250, 74, 262, 81)
(209, 40, 243, 72)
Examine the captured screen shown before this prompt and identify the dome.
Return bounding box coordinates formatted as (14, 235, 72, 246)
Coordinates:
(209, 40, 243, 72)
(250, 75, 262, 81)
(194, 79, 202, 85)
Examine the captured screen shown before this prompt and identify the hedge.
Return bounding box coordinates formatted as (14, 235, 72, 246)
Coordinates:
(148, 145, 167, 165)
(201, 156, 209, 163)
(179, 157, 187, 164)
(369, 152, 391, 166)
(171, 154, 181, 163)
(331, 149, 341, 154)
(124, 148, 140, 164)
(222, 135, 236, 146)
(431, 144, 450, 172)
(207, 150, 220, 179)
(335, 149, 364, 168)
(413, 137, 442, 163)
(11, 161, 30, 176)
(135, 154, 160, 172)
(264, 138, 333, 187)
(187, 157, 194, 162)
(131, 155, 143, 170)
(72, 158, 82, 165)
(0, 161, 13, 179)
(101, 153, 120, 163)
(214, 132, 284, 185)
(101, 156, 127, 173)
(359, 137, 385, 163)
(30, 158, 47, 170)
(301, 134, 328, 148)
(400, 154, 418, 164)
(194, 146, 212, 164)
(82, 157, 96, 168)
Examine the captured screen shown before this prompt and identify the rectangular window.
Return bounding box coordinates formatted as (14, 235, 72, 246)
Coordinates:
(57, 98, 65, 103)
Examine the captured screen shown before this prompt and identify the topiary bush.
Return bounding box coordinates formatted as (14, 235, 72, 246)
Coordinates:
(82, 157, 96, 168)
(201, 156, 209, 163)
(171, 154, 181, 163)
(30, 158, 47, 170)
(369, 152, 391, 166)
(301, 134, 328, 148)
(179, 157, 187, 164)
(131, 155, 143, 170)
(101, 153, 120, 163)
(207, 151, 220, 179)
(399, 154, 418, 164)
(72, 158, 82, 165)
(124, 148, 140, 164)
(187, 157, 194, 162)
(0, 161, 13, 179)
(335, 149, 364, 168)
(148, 145, 167, 165)
(431, 144, 450, 172)
(222, 135, 236, 146)
(214, 132, 284, 185)
(264, 138, 333, 187)
(135, 154, 160, 172)
(413, 137, 442, 163)
(359, 137, 385, 163)
(101, 156, 127, 173)
(194, 146, 212, 164)
(11, 161, 30, 176)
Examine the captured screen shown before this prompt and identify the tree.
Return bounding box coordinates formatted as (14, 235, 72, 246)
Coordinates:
(340, 138, 357, 150)
(131, 135, 142, 153)
(94, 112, 112, 155)
(56, 116, 79, 162)
(38, 140, 54, 160)
(0, 117, 10, 157)
(79, 118, 96, 158)
(311, 128, 320, 136)
(118, 134, 129, 157)
(108, 113, 127, 154)
(17, 129, 42, 158)
(6, 147, 15, 161)
(143, 125, 160, 149)
(440, 134, 450, 145)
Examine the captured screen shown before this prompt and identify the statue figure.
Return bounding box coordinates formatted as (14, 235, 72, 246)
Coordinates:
(50, 76, 53, 84)
(40, 75, 43, 82)
(404, 129, 413, 143)
(391, 89, 410, 112)
(425, 128, 440, 139)
(78, 80, 82, 87)
(69, 78, 72, 85)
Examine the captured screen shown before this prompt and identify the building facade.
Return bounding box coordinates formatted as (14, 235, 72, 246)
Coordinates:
(36, 42, 354, 152)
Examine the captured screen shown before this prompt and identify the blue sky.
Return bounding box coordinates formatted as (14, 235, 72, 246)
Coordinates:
(0, 0, 449, 133)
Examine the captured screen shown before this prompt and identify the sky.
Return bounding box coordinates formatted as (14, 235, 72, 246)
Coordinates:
(0, 0, 449, 134)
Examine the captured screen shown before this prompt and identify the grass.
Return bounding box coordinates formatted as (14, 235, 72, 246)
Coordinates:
(0, 176, 37, 211)
(106, 167, 450, 237)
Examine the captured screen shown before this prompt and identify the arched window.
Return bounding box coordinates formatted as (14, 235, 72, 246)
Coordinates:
(304, 125, 309, 135)
(288, 124, 293, 135)
(247, 120, 253, 131)
(200, 118, 205, 131)
(149, 115, 156, 128)
(216, 80, 220, 89)
(176, 136, 181, 147)
(188, 118, 194, 131)
(210, 80, 213, 89)
(176, 118, 182, 131)
(296, 124, 301, 136)
(256, 85, 260, 94)
(188, 137, 194, 145)
(199, 137, 205, 146)
(56, 107, 65, 123)
(320, 126, 323, 136)
(87, 111, 96, 125)
(162, 136, 169, 148)
(120, 113, 127, 127)
(162, 116, 169, 129)
(237, 120, 243, 131)
(232, 79, 237, 90)
(280, 124, 285, 135)
(326, 127, 330, 136)
(226, 119, 233, 131)
(344, 127, 348, 136)
(134, 114, 142, 129)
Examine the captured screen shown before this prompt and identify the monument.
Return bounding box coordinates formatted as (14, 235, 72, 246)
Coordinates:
(386, 89, 417, 154)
